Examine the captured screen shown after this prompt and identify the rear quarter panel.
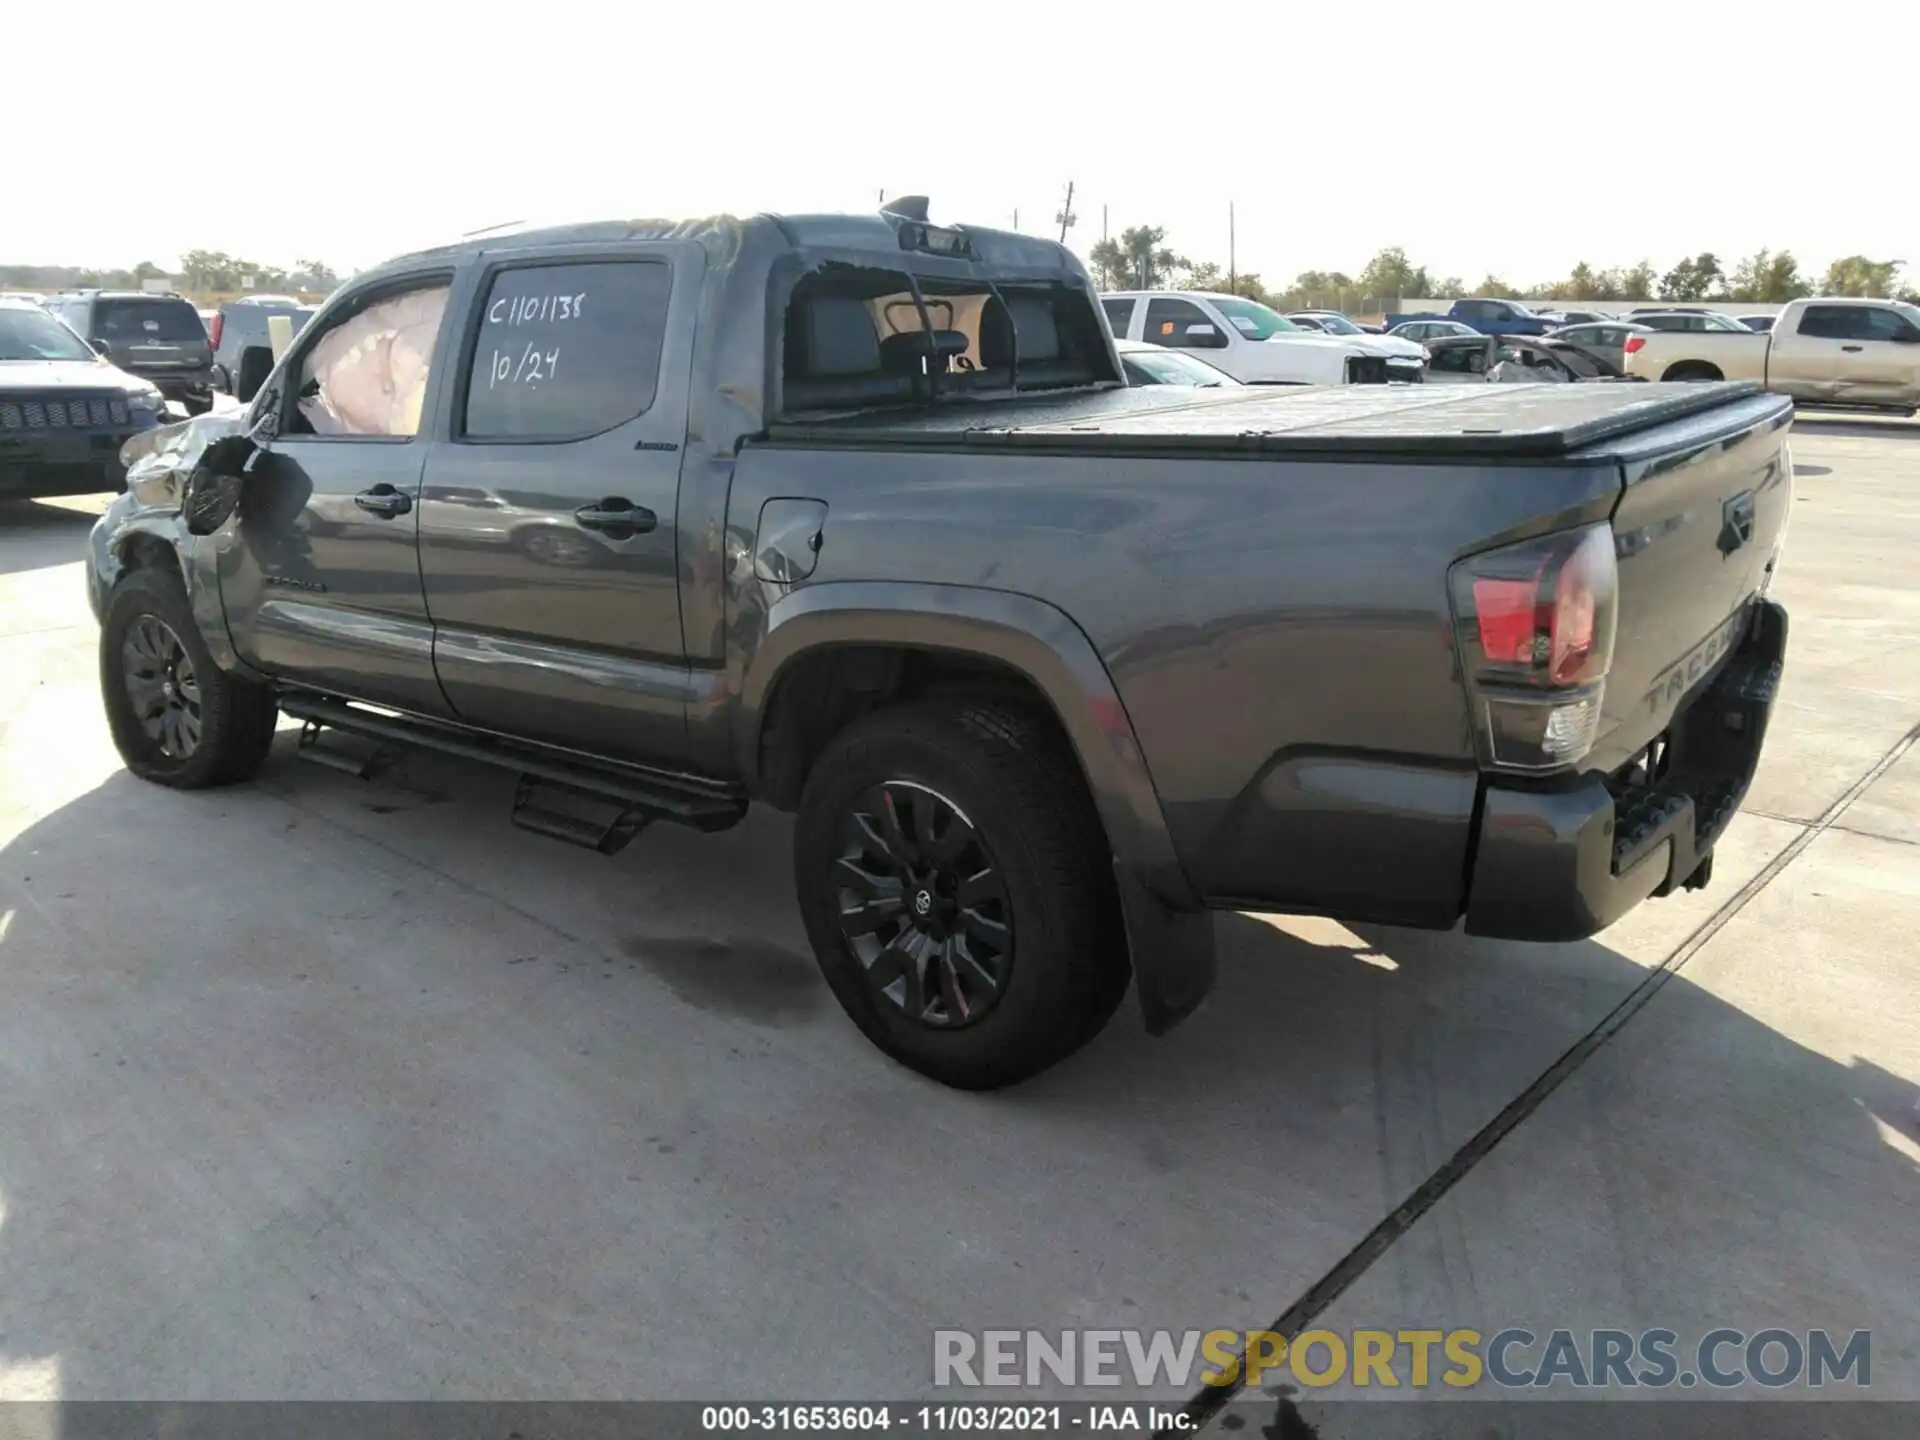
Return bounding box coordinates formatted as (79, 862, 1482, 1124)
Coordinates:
(728, 443, 1621, 923)
(1627, 330, 1770, 383)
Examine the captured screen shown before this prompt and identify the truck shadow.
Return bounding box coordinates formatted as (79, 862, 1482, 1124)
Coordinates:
(0, 752, 1913, 1404)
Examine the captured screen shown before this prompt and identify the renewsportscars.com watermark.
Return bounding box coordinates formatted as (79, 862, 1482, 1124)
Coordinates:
(934, 1327, 1872, 1391)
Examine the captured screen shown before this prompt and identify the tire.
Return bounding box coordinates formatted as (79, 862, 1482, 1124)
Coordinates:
(99, 565, 279, 788)
(794, 700, 1129, 1090)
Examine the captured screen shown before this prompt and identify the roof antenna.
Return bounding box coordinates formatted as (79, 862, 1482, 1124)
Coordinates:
(461, 219, 526, 238)
(880, 195, 930, 223)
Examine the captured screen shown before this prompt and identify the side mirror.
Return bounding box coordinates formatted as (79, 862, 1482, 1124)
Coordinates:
(1182, 322, 1229, 350)
(90, 337, 112, 355)
(181, 434, 262, 537)
(1890, 328, 1920, 344)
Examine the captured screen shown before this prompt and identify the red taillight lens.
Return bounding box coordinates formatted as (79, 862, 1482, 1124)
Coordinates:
(209, 313, 223, 349)
(1449, 524, 1619, 771)
(1472, 567, 1553, 667)
(1623, 335, 1645, 355)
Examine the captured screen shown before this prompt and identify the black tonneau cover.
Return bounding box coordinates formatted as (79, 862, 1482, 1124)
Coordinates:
(767, 378, 1772, 461)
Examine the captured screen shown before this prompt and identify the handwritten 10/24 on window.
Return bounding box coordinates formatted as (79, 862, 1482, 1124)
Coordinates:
(464, 261, 673, 441)
(486, 290, 587, 390)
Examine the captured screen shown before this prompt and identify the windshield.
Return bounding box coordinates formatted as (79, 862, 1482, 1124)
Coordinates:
(95, 298, 208, 343)
(1700, 313, 1751, 332)
(1302, 312, 1363, 335)
(1211, 297, 1301, 340)
(0, 306, 96, 362)
(1895, 302, 1920, 329)
(1124, 349, 1236, 387)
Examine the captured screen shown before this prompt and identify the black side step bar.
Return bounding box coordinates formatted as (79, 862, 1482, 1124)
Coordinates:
(279, 693, 748, 852)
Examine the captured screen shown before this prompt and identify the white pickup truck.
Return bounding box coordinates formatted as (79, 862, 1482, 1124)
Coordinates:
(1101, 291, 1426, 385)
(1624, 296, 1920, 414)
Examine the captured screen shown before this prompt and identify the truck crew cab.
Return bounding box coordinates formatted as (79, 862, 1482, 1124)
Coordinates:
(89, 201, 1792, 1088)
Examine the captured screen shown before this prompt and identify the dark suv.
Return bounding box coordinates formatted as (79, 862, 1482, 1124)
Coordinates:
(44, 291, 216, 414)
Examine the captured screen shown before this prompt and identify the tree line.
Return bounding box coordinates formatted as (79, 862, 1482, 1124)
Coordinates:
(0, 251, 340, 297)
(1086, 227, 1918, 310)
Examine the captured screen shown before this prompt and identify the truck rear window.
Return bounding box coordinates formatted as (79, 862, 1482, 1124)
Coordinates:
(779, 264, 1116, 414)
(94, 299, 206, 342)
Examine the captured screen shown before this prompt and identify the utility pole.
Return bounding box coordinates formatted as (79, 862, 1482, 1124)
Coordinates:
(1229, 203, 1236, 295)
(1055, 181, 1077, 245)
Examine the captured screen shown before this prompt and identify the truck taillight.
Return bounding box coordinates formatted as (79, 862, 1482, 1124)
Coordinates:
(1448, 523, 1619, 771)
(1623, 335, 1645, 355)
(208, 313, 223, 349)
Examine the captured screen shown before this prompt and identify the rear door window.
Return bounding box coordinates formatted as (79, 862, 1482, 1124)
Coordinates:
(1142, 297, 1216, 348)
(93, 298, 206, 343)
(1101, 298, 1135, 337)
(461, 260, 674, 441)
(1796, 306, 1852, 339)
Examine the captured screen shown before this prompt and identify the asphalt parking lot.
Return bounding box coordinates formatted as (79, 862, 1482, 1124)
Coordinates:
(1, 413, 1916, 1429)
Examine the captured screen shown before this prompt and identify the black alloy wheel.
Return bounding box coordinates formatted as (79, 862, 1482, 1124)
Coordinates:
(121, 614, 203, 759)
(832, 780, 1014, 1028)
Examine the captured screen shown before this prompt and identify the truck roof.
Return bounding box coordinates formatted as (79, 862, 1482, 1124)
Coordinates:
(379, 210, 1082, 281)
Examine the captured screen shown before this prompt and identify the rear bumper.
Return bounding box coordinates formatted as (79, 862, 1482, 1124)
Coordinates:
(1464, 598, 1787, 942)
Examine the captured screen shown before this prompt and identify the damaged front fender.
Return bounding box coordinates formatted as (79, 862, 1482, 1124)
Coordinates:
(92, 411, 263, 673)
(120, 410, 261, 534)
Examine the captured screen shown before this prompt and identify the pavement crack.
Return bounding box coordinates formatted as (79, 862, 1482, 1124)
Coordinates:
(1165, 717, 1920, 1437)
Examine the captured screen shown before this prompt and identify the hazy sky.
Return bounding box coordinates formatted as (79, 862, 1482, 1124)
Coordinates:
(12, 0, 1915, 290)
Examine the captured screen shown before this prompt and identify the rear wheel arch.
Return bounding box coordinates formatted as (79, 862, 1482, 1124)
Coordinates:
(738, 585, 1198, 911)
(1662, 360, 1725, 382)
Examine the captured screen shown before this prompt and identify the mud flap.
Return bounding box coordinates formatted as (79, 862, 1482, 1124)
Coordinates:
(1114, 862, 1217, 1035)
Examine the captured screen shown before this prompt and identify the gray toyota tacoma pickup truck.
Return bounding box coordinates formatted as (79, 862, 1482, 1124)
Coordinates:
(87, 201, 1793, 1089)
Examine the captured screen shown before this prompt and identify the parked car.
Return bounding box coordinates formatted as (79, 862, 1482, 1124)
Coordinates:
(1624, 296, 1920, 413)
(1741, 315, 1776, 333)
(1287, 311, 1427, 362)
(1632, 310, 1754, 334)
(1114, 339, 1242, 388)
(0, 297, 170, 498)
(89, 204, 1791, 1089)
(209, 299, 317, 402)
(1553, 309, 1616, 326)
(1103, 291, 1425, 384)
(1390, 319, 1478, 343)
(1445, 298, 1560, 335)
(40, 291, 216, 414)
(1547, 321, 1654, 370)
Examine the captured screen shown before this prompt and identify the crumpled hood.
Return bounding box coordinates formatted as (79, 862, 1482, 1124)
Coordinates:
(1265, 332, 1425, 361)
(1337, 332, 1427, 361)
(1, 358, 153, 393)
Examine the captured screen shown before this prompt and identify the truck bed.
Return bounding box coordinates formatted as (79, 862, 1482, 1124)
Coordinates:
(767, 378, 1769, 460)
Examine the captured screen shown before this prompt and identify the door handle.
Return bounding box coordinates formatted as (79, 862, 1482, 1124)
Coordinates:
(1841, 345, 1864, 353)
(353, 484, 412, 519)
(573, 497, 657, 536)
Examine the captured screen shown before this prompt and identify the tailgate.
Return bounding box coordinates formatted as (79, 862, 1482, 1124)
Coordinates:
(1588, 389, 1793, 772)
